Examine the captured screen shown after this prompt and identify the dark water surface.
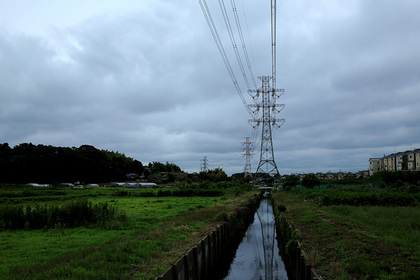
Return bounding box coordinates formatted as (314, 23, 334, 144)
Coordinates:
(223, 198, 288, 280)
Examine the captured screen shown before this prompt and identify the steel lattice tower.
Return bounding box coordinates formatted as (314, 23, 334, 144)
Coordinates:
(248, 76, 284, 183)
(242, 137, 253, 178)
(200, 156, 208, 172)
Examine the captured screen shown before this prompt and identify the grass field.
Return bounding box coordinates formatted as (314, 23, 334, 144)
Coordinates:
(0, 185, 255, 279)
(272, 190, 420, 280)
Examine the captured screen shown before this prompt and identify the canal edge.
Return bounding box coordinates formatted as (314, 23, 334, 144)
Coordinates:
(155, 193, 261, 280)
(273, 199, 324, 280)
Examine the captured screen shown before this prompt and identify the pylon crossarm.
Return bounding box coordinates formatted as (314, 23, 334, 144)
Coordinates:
(272, 104, 285, 113)
(272, 89, 285, 99)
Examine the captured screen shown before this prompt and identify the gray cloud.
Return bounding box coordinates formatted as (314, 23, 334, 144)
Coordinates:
(1, 0, 420, 175)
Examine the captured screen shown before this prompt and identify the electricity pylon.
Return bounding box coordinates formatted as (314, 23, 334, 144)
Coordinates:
(242, 137, 254, 178)
(248, 76, 284, 183)
(200, 156, 208, 172)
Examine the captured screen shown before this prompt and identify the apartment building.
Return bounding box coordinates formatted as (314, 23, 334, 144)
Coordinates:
(369, 158, 380, 176)
(370, 148, 420, 175)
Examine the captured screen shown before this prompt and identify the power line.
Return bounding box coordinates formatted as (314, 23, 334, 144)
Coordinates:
(240, 0, 259, 77)
(230, 0, 258, 88)
(218, 0, 252, 90)
(198, 0, 255, 118)
(271, 0, 277, 89)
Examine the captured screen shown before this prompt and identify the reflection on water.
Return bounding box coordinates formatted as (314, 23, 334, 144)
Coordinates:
(223, 198, 288, 280)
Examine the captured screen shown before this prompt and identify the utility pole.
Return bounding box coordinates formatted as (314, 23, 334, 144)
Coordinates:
(248, 76, 284, 183)
(200, 156, 208, 172)
(242, 137, 254, 178)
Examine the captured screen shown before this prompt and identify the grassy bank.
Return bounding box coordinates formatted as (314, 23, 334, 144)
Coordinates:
(0, 185, 256, 279)
(272, 189, 420, 280)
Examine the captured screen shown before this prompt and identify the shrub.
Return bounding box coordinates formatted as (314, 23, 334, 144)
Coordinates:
(277, 204, 287, 212)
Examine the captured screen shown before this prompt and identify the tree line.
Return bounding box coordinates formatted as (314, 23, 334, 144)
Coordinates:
(0, 143, 144, 184)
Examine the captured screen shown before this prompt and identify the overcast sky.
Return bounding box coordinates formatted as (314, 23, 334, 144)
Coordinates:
(1, 0, 419, 175)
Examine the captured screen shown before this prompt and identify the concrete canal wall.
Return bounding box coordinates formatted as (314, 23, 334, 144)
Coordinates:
(156, 194, 260, 280)
(156, 193, 324, 280)
(273, 201, 324, 280)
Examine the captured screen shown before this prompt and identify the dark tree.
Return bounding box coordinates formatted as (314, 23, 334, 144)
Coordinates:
(302, 174, 321, 189)
(282, 174, 300, 191)
(0, 143, 144, 184)
(197, 168, 229, 182)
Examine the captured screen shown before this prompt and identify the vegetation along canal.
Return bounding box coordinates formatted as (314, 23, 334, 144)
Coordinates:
(222, 198, 288, 280)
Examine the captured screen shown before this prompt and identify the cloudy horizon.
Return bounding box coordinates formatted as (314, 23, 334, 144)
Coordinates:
(1, 0, 420, 175)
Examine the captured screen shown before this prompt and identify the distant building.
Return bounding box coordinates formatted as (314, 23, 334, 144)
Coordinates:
(416, 149, 420, 170)
(370, 148, 420, 175)
(369, 158, 380, 176)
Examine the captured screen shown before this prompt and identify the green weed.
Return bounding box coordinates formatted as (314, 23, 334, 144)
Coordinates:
(0, 186, 254, 279)
(272, 190, 420, 279)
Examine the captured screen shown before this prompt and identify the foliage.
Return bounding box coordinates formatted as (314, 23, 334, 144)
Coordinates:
(148, 161, 181, 173)
(144, 162, 185, 184)
(197, 168, 229, 182)
(282, 174, 300, 191)
(0, 143, 143, 183)
(113, 188, 224, 197)
(0, 185, 254, 279)
(175, 180, 252, 196)
(230, 172, 253, 182)
(272, 190, 420, 280)
(301, 174, 321, 189)
(0, 200, 126, 230)
(369, 171, 420, 186)
(288, 187, 420, 206)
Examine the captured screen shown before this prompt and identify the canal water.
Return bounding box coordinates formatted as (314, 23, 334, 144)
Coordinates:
(222, 198, 288, 280)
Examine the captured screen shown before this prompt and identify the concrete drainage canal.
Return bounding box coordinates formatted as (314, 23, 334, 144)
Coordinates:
(156, 196, 289, 280)
(221, 197, 288, 280)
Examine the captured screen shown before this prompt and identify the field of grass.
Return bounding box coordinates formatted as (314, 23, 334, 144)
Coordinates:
(0, 185, 255, 279)
(272, 189, 420, 280)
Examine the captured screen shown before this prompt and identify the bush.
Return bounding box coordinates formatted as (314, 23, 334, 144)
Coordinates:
(277, 204, 287, 212)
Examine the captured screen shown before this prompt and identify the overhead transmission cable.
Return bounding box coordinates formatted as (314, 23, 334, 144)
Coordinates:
(230, 0, 258, 88)
(271, 0, 277, 89)
(198, 0, 254, 118)
(213, 148, 244, 171)
(218, 0, 251, 90)
(240, 0, 259, 77)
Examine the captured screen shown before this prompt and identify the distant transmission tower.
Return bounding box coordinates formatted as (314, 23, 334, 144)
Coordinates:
(248, 76, 284, 183)
(242, 137, 254, 178)
(200, 156, 208, 172)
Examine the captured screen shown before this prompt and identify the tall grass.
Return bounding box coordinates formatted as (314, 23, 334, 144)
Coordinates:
(273, 190, 420, 280)
(289, 188, 420, 206)
(0, 190, 254, 279)
(329, 205, 420, 246)
(0, 200, 126, 230)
